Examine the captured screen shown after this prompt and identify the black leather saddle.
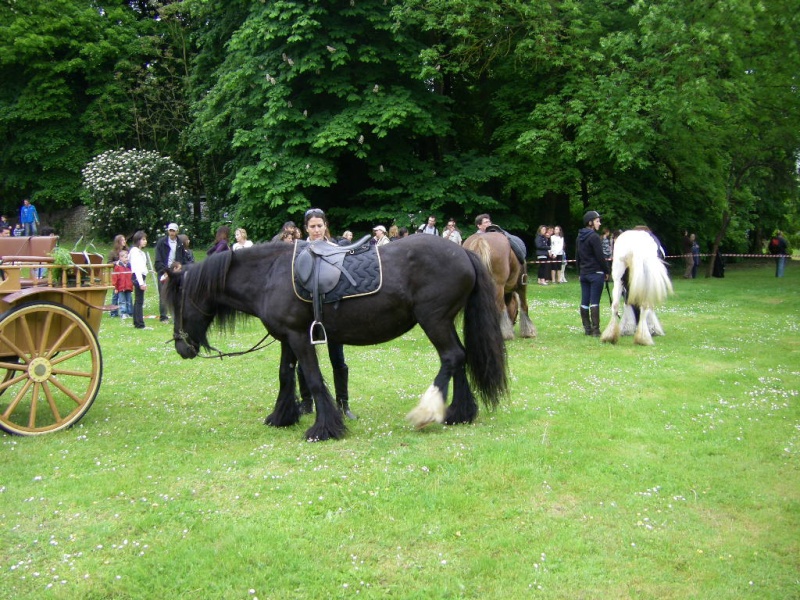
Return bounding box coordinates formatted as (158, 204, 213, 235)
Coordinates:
(292, 236, 381, 343)
(485, 225, 528, 265)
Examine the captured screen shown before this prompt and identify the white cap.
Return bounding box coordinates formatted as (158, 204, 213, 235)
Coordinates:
(373, 225, 387, 233)
(167, 223, 179, 231)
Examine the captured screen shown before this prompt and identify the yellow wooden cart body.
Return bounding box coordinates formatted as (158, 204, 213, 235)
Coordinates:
(0, 237, 114, 435)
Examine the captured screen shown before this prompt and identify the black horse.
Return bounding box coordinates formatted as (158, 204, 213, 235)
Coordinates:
(164, 235, 508, 441)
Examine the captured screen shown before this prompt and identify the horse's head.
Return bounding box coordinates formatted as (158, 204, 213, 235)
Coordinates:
(163, 264, 213, 359)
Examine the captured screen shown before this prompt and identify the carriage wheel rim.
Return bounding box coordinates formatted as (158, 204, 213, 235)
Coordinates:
(0, 302, 102, 435)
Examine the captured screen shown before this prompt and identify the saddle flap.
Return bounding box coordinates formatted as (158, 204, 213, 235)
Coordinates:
(295, 248, 345, 295)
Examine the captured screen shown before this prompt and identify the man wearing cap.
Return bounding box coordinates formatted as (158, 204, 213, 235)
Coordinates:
(155, 222, 190, 323)
(575, 210, 609, 336)
(371, 225, 390, 246)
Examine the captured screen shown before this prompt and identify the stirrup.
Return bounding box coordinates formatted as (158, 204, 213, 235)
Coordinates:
(309, 321, 328, 345)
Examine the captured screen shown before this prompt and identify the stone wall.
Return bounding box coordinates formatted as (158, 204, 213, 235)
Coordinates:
(40, 205, 92, 240)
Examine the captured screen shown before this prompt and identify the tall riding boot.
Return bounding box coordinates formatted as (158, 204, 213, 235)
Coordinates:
(580, 307, 592, 336)
(333, 366, 357, 420)
(590, 305, 601, 337)
(297, 369, 314, 414)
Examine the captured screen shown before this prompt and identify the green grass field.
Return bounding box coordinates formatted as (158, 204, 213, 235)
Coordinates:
(1, 258, 798, 599)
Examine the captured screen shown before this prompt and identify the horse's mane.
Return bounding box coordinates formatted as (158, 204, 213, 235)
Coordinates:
(180, 243, 288, 336)
(181, 250, 238, 335)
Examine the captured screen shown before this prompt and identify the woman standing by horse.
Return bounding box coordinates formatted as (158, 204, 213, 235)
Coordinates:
(576, 211, 609, 336)
(295, 209, 356, 420)
(207, 225, 231, 255)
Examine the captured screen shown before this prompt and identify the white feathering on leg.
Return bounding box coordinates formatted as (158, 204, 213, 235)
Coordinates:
(619, 303, 638, 336)
(499, 310, 514, 340)
(406, 385, 445, 429)
(647, 310, 665, 336)
(634, 310, 655, 346)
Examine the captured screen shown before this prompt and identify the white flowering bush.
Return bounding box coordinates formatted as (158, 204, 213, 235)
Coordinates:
(82, 149, 190, 237)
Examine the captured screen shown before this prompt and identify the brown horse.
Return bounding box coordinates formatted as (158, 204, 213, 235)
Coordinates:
(463, 232, 536, 340)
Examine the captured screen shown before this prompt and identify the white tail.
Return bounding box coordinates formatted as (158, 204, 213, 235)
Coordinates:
(617, 231, 673, 309)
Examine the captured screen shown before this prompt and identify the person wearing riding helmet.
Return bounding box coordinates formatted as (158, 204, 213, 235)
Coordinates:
(576, 210, 610, 336)
(295, 208, 357, 420)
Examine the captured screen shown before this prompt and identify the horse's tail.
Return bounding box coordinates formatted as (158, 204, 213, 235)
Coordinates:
(466, 236, 493, 274)
(627, 249, 673, 308)
(463, 250, 509, 408)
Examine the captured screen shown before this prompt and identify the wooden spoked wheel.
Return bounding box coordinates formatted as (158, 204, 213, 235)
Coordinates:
(0, 302, 102, 435)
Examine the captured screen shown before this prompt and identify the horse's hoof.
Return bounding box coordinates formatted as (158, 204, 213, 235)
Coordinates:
(344, 409, 358, 420)
(412, 417, 438, 430)
(305, 421, 346, 441)
(406, 407, 444, 430)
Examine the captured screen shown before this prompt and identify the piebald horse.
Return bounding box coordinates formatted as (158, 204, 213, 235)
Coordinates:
(600, 229, 673, 346)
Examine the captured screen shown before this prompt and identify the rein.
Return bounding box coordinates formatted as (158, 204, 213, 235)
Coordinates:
(170, 327, 276, 359)
(170, 284, 278, 359)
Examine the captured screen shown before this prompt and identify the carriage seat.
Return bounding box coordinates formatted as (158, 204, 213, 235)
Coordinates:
(0, 236, 59, 289)
(0, 235, 58, 260)
(70, 251, 106, 285)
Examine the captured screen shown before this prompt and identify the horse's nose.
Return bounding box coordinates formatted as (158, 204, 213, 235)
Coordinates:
(175, 340, 197, 359)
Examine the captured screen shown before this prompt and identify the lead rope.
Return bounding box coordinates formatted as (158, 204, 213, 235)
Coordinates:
(200, 331, 276, 359)
(168, 287, 277, 359)
(169, 324, 275, 359)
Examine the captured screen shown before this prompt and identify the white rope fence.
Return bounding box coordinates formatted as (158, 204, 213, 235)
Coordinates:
(527, 253, 792, 265)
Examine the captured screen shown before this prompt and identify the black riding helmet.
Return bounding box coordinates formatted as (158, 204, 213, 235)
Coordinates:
(583, 210, 601, 225)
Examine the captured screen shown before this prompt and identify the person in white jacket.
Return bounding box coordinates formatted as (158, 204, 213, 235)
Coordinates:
(442, 219, 462, 244)
(549, 226, 565, 284)
(129, 230, 151, 330)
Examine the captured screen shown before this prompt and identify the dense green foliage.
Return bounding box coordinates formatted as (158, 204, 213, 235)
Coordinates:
(82, 148, 190, 237)
(0, 0, 798, 249)
(0, 1, 150, 206)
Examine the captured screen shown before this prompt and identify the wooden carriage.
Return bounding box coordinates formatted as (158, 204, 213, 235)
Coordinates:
(0, 237, 114, 435)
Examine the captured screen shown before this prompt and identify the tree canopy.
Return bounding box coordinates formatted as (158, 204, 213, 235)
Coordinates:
(0, 0, 797, 250)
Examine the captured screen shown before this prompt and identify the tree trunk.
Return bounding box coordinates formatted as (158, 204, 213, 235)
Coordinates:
(706, 211, 731, 278)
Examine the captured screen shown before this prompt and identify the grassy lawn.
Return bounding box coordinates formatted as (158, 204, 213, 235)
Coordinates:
(1, 257, 798, 599)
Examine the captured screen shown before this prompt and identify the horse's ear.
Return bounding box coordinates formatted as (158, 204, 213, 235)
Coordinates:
(163, 262, 185, 282)
(162, 265, 185, 311)
(163, 266, 184, 290)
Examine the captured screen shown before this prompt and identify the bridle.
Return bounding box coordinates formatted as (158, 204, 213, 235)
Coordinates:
(168, 284, 276, 359)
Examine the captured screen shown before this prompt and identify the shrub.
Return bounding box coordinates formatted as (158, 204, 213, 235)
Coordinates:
(82, 148, 190, 238)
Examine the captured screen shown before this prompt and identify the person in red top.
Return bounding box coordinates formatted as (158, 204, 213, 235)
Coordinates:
(112, 249, 134, 319)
